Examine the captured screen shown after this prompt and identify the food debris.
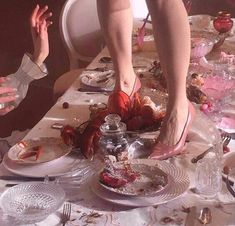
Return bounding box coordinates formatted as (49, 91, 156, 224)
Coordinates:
(18, 145, 43, 160)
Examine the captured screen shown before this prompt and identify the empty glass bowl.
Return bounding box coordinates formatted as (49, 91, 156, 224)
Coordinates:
(0, 182, 65, 224)
(191, 31, 220, 61)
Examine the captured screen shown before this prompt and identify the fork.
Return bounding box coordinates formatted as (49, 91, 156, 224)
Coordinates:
(221, 133, 232, 148)
(191, 134, 231, 163)
(61, 203, 71, 226)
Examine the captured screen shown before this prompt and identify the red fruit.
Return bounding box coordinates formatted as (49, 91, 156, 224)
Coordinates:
(62, 102, 69, 109)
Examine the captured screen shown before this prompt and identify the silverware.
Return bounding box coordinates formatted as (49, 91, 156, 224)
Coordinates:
(222, 174, 234, 187)
(220, 129, 235, 140)
(225, 174, 235, 197)
(0, 175, 55, 182)
(221, 133, 232, 147)
(84, 67, 108, 72)
(61, 203, 71, 226)
(77, 87, 110, 95)
(5, 184, 18, 187)
(223, 166, 235, 197)
(191, 146, 213, 163)
(198, 207, 212, 225)
(191, 134, 231, 164)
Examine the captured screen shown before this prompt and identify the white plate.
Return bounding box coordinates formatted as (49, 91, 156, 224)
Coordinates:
(91, 159, 190, 207)
(80, 71, 115, 91)
(3, 151, 84, 178)
(7, 137, 72, 164)
(99, 160, 169, 196)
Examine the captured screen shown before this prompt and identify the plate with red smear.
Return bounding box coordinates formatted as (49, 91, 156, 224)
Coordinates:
(7, 137, 72, 164)
(99, 160, 169, 196)
(92, 159, 190, 207)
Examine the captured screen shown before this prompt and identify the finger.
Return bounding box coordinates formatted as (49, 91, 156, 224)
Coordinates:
(38, 20, 48, 36)
(39, 12, 52, 23)
(46, 21, 53, 28)
(36, 5, 49, 22)
(0, 105, 15, 116)
(0, 94, 19, 103)
(0, 87, 17, 95)
(36, 22, 40, 34)
(30, 4, 39, 27)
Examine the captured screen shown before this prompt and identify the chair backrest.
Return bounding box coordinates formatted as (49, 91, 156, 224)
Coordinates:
(60, 0, 105, 70)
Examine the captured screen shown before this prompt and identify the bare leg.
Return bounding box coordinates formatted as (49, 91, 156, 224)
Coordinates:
(146, 0, 190, 146)
(97, 0, 136, 95)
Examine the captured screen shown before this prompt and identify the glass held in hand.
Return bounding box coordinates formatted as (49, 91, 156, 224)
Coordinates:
(195, 156, 222, 198)
(0, 77, 20, 110)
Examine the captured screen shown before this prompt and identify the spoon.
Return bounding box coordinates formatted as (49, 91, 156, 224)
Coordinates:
(198, 207, 212, 225)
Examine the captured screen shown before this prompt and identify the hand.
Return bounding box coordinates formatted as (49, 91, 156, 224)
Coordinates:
(30, 5, 52, 66)
(0, 77, 19, 116)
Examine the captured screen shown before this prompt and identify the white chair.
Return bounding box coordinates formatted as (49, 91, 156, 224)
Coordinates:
(54, 0, 105, 99)
(59, 0, 105, 70)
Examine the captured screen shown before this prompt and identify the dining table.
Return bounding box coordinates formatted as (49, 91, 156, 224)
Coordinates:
(1, 17, 235, 226)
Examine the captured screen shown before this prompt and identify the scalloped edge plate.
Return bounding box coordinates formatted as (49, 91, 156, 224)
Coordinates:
(99, 160, 169, 197)
(7, 137, 72, 164)
(91, 159, 190, 207)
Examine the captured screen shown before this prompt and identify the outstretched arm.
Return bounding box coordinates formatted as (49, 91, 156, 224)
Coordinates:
(0, 5, 52, 116)
(30, 4, 52, 66)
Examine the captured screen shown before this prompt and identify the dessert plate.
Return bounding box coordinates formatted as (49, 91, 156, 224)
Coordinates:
(3, 151, 84, 178)
(99, 160, 169, 196)
(91, 159, 190, 207)
(80, 71, 115, 91)
(7, 137, 72, 164)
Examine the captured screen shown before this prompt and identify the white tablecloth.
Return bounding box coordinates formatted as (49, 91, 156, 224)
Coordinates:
(0, 46, 235, 226)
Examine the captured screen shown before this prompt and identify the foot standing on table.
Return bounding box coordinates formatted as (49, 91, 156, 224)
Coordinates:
(97, 0, 195, 160)
(79, 0, 194, 159)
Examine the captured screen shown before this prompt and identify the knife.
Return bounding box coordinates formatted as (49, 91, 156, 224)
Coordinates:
(222, 174, 234, 187)
(77, 87, 110, 94)
(0, 176, 55, 182)
(225, 175, 235, 198)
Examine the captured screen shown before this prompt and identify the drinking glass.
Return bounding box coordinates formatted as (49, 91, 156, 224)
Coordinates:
(195, 156, 222, 198)
(0, 77, 20, 108)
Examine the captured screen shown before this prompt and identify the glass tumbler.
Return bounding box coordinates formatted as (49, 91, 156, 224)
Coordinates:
(195, 156, 222, 198)
(0, 77, 20, 109)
